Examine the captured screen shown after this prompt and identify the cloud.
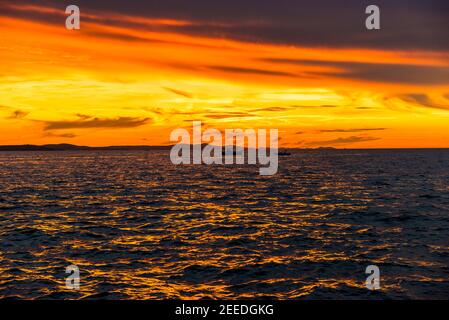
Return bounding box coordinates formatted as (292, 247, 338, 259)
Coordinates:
(207, 65, 295, 77)
(251, 105, 337, 112)
(265, 59, 449, 85)
(317, 128, 387, 133)
(75, 113, 92, 120)
(252, 106, 290, 112)
(398, 93, 449, 110)
(86, 31, 172, 44)
(305, 135, 380, 146)
(8, 110, 29, 119)
(41, 116, 151, 130)
(204, 112, 253, 119)
(3, 0, 448, 51)
(84, 30, 231, 51)
(291, 104, 338, 108)
(163, 87, 194, 98)
(44, 132, 78, 138)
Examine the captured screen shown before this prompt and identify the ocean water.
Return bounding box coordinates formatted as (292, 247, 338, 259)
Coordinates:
(0, 149, 448, 299)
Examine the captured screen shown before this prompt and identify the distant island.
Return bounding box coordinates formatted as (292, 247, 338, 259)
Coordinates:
(0, 143, 172, 151)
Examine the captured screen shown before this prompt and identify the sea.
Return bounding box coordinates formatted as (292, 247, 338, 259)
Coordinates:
(0, 149, 448, 299)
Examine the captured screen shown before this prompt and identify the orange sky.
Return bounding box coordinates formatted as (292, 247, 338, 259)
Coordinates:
(1, 3, 449, 148)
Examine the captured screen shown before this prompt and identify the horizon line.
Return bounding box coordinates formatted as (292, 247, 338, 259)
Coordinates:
(0, 143, 449, 150)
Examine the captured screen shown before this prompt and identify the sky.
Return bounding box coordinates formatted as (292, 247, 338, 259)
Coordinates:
(0, 0, 448, 148)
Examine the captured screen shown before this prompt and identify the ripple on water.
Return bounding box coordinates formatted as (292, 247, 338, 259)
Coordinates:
(0, 149, 448, 299)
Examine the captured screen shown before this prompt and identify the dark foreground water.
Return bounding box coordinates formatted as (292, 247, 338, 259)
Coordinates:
(0, 149, 448, 299)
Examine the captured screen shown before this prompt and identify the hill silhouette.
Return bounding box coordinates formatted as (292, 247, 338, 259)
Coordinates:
(0, 144, 172, 151)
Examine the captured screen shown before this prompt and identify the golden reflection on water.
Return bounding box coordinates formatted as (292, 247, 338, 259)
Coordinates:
(0, 150, 448, 299)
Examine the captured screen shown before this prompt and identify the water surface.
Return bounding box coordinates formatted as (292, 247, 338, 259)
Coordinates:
(0, 149, 448, 299)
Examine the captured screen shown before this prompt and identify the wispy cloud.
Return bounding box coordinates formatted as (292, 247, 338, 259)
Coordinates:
(317, 128, 387, 133)
(398, 93, 449, 110)
(265, 58, 449, 85)
(252, 105, 337, 112)
(252, 106, 290, 112)
(44, 132, 78, 138)
(7, 109, 29, 119)
(203, 112, 253, 119)
(305, 135, 380, 147)
(291, 105, 338, 109)
(41, 116, 151, 130)
(207, 65, 294, 77)
(163, 87, 194, 98)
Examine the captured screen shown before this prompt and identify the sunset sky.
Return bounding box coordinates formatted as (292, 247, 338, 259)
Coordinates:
(0, 0, 448, 148)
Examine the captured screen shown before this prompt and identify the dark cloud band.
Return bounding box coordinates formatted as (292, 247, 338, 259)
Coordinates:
(264, 59, 449, 85)
(41, 116, 151, 130)
(3, 0, 448, 51)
